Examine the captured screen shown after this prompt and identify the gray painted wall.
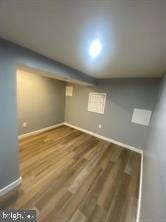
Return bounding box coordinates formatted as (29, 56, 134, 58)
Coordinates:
(0, 38, 97, 85)
(0, 51, 20, 190)
(0, 38, 96, 190)
(65, 79, 159, 150)
(17, 69, 65, 135)
(140, 75, 166, 222)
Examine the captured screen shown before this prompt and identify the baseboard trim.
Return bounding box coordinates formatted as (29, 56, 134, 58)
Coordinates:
(18, 122, 64, 139)
(136, 153, 143, 222)
(0, 177, 22, 197)
(64, 122, 143, 154)
(19, 122, 143, 154)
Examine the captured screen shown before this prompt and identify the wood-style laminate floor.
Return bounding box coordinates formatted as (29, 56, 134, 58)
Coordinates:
(0, 126, 141, 222)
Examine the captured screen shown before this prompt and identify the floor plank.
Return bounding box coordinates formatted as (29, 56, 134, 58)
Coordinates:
(0, 126, 141, 222)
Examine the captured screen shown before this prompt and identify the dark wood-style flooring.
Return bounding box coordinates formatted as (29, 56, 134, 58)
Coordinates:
(0, 126, 141, 222)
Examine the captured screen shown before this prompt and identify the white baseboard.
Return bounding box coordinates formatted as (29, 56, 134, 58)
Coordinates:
(64, 122, 143, 154)
(19, 122, 143, 154)
(136, 153, 143, 222)
(18, 122, 64, 139)
(0, 177, 22, 197)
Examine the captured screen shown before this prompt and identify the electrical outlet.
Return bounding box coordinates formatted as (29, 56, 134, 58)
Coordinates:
(23, 122, 27, 127)
(99, 124, 102, 129)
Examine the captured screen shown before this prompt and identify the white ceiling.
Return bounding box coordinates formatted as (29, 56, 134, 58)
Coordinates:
(0, 0, 166, 79)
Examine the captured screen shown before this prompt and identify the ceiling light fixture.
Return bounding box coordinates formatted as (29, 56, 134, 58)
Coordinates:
(89, 39, 102, 59)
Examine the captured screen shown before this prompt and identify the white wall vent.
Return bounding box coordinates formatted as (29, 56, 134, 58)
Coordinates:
(132, 108, 152, 126)
(66, 86, 73, 96)
(88, 92, 106, 114)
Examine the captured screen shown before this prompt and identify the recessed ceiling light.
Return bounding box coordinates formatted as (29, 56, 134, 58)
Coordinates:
(89, 39, 102, 59)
